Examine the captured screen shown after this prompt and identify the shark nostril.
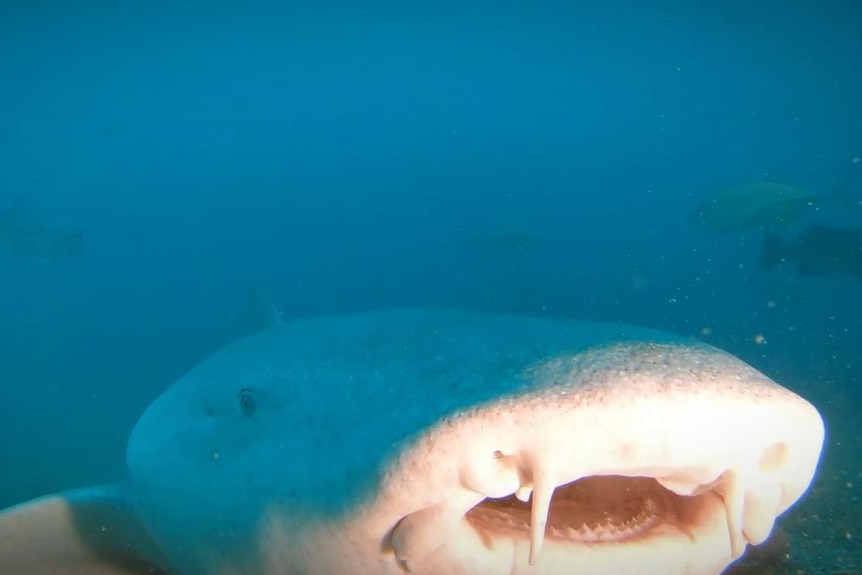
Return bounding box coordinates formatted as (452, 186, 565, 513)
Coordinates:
(460, 450, 520, 499)
(758, 442, 788, 472)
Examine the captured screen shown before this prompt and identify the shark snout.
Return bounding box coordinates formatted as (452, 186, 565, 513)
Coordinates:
(367, 343, 825, 575)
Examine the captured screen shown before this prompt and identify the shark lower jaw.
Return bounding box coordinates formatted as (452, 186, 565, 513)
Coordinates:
(386, 469, 776, 575)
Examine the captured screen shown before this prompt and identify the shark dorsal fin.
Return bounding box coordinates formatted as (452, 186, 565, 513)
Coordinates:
(246, 287, 284, 331)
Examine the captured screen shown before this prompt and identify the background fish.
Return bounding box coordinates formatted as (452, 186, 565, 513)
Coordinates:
(688, 182, 823, 233)
(760, 224, 862, 281)
(0, 198, 84, 260)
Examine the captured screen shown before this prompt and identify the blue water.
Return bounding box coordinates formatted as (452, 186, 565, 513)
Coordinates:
(0, 0, 860, 566)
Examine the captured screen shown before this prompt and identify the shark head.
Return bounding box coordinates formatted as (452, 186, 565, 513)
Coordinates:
(0, 306, 825, 575)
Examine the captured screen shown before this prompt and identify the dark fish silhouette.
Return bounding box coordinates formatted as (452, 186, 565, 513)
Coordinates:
(760, 224, 862, 281)
(0, 198, 84, 260)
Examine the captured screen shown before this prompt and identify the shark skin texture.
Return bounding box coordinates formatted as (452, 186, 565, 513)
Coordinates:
(0, 307, 825, 575)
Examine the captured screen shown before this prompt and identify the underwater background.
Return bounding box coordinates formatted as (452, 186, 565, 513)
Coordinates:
(0, 1, 860, 573)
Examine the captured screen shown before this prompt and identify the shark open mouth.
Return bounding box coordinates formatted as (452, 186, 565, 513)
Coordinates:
(388, 463, 783, 575)
(466, 475, 684, 545)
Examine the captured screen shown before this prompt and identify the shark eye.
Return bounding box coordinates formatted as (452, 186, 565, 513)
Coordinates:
(238, 389, 258, 417)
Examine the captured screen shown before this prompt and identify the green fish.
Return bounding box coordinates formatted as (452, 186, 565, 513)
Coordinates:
(689, 182, 823, 233)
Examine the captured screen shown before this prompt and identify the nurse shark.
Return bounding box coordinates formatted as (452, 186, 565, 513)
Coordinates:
(0, 304, 825, 575)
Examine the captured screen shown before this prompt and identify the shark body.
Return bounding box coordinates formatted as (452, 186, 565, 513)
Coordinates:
(0, 306, 825, 575)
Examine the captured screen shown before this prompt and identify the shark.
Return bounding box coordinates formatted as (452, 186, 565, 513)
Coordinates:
(0, 303, 825, 575)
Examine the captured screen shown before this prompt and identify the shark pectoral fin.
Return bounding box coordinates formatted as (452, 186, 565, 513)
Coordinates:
(0, 483, 171, 575)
